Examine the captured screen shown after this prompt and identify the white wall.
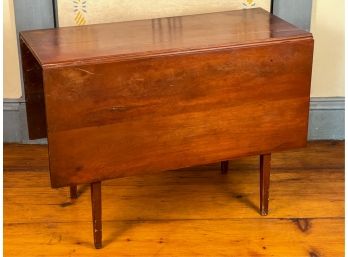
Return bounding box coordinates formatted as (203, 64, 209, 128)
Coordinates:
(4, 0, 22, 98)
(310, 0, 345, 97)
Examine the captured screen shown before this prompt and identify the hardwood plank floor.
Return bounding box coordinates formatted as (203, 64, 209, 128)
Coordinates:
(4, 141, 344, 257)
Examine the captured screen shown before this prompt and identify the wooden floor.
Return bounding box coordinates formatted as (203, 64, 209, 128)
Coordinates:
(4, 141, 344, 257)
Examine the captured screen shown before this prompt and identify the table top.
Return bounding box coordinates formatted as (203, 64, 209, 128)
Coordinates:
(20, 8, 312, 67)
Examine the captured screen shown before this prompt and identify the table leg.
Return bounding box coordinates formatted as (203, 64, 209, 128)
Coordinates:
(70, 185, 78, 199)
(221, 161, 229, 174)
(260, 153, 271, 216)
(91, 181, 102, 249)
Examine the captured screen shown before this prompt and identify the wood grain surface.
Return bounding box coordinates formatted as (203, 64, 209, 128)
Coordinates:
(260, 153, 271, 216)
(90, 182, 102, 249)
(19, 8, 311, 67)
(19, 39, 47, 139)
(44, 38, 313, 187)
(4, 141, 344, 256)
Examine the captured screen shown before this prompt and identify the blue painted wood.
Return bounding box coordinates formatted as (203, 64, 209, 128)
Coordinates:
(13, 0, 55, 100)
(273, 0, 312, 31)
(14, 0, 55, 32)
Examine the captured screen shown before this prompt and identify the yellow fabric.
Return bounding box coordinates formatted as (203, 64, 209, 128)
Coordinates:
(57, 0, 271, 27)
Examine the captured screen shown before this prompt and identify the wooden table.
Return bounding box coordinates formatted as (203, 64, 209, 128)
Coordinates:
(20, 8, 313, 249)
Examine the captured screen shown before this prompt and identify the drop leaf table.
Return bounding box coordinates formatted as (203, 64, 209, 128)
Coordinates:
(20, 8, 313, 248)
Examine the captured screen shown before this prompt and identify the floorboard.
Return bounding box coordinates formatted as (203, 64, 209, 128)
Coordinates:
(4, 141, 344, 257)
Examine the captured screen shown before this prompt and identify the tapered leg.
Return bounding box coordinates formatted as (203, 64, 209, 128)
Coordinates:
(70, 185, 78, 199)
(91, 182, 102, 249)
(260, 153, 271, 216)
(221, 161, 229, 174)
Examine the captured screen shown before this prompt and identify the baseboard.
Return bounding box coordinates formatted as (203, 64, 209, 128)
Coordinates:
(4, 100, 24, 143)
(308, 97, 345, 140)
(3, 99, 47, 144)
(3, 97, 345, 143)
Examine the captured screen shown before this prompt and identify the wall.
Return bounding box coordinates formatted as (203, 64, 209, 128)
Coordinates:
(4, 0, 55, 143)
(4, 0, 21, 98)
(4, 0, 55, 100)
(310, 0, 345, 97)
(309, 0, 345, 139)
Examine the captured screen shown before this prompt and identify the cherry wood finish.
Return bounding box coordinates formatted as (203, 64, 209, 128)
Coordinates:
(19, 8, 313, 248)
(19, 40, 47, 139)
(260, 154, 271, 216)
(221, 161, 229, 174)
(70, 185, 78, 199)
(36, 38, 313, 188)
(20, 8, 310, 67)
(91, 182, 102, 249)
